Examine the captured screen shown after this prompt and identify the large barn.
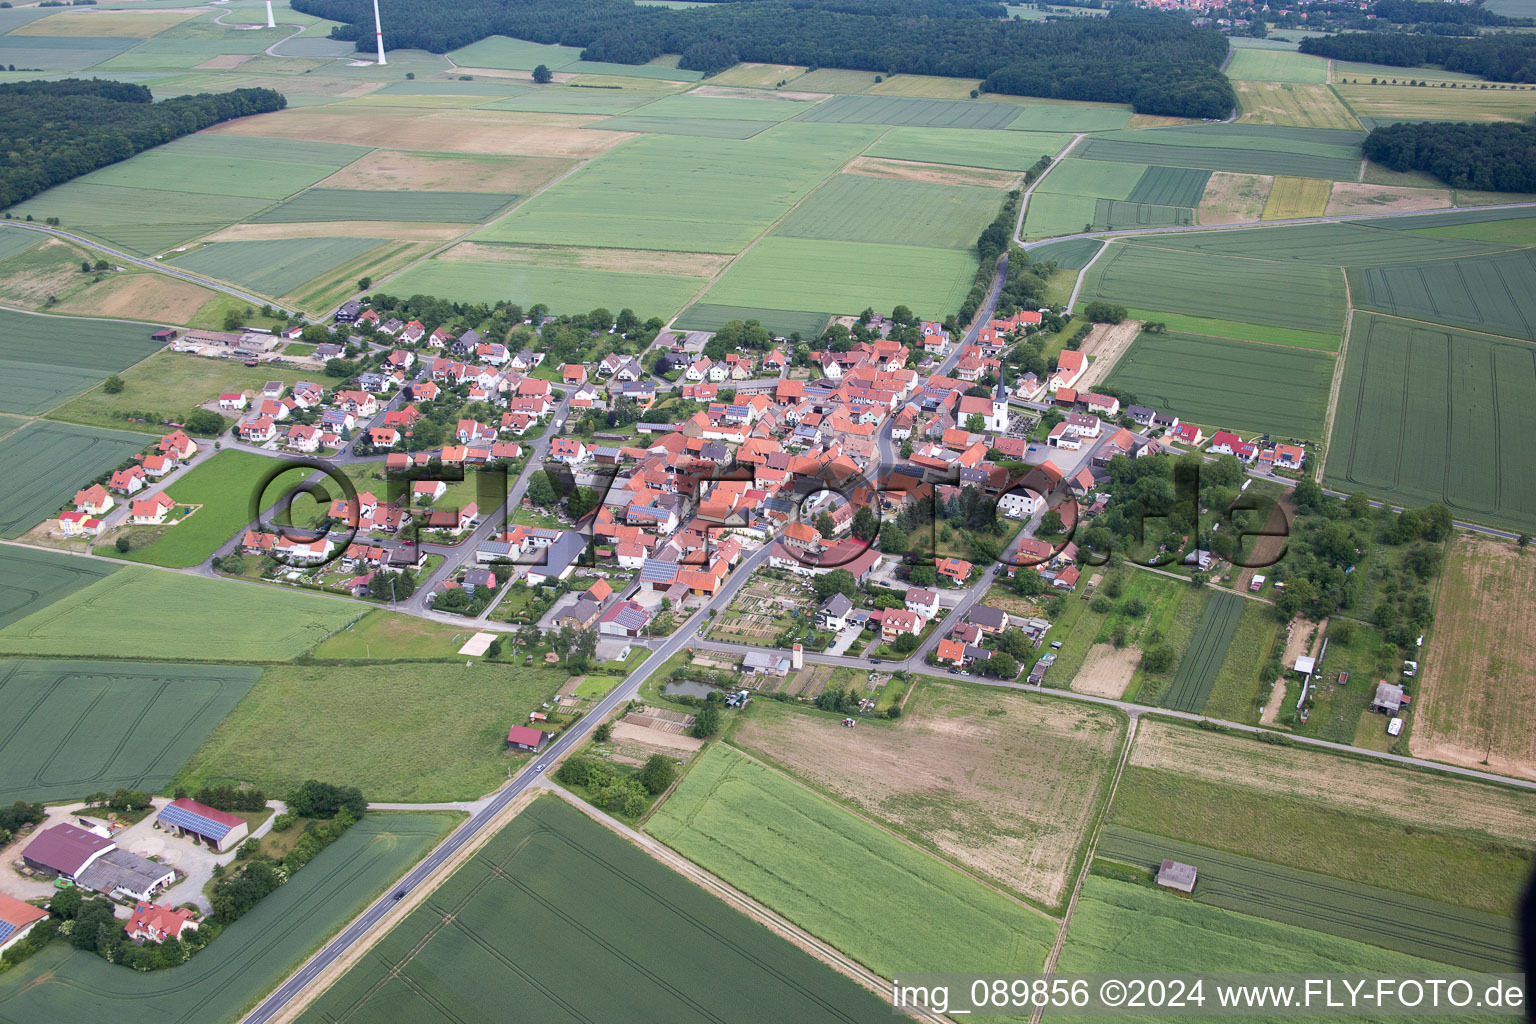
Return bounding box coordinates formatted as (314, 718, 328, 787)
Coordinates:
(156, 798, 251, 854)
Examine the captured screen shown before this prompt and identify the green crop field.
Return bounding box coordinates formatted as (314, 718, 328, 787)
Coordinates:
(672, 302, 831, 338)
(1348, 249, 1536, 342)
(1075, 132, 1361, 181)
(1123, 219, 1518, 266)
(776, 174, 1004, 249)
(584, 115, 769, 138)
(252, 188, 518, 223)
(1038, 158, 1149, 199)
(1027, 237, 1103, 269)
(482, 89, 655, 115)
(702, 236, 977, 320)
(480, 125, 879, 253)
(1060, 875, 1506, 997)
(384, 258, 704, 319)
(1007, 102, 1130, 132)
(796, 93, 1022, 128)
(46, 351, 313, 434)
(112, 451, 313, 569)
(0, 226, 43, 263)
(1159, 590, 1243, 712)
(0, 422, 151, 538)
(1197, 598, 1283, 722)
(1106, 331, 1335, 439)
(0, 36, 137, 72)
(1226, 47, 1329, 84)
(1090, 199, 1194, 230)
(299, 796, 890, 1024)
(1097, 828, 1519, 972)
(0, 566, 363, 661)
(0, 811, 457, 1024)
(1326, 314, 1536, 534)
(865, 125, 1070, 170)
(1080, 243, 1348, 338)
(0, 307, 165, 415)
(624, 93, 818, 121)
(0, 546, 116, 630)
(75, 134, 368, 200)
(647, 744, 1058, 978)
(178, 661, 571, 801)
(447, 35, 585, 70)
(1126, 165, 1212, 207)
(0, 658, 261, 803)
(6, 181, 270, 255)
(1022, 193, 1099, 239)
(167, 236, 387, 297)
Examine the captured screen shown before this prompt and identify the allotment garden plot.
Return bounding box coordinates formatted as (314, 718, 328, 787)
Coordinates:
(0, 813, 455, 1024)
(297, 796, 891, 1024)
(730, 681, 1125, 908)
(0, 422, 150, 538)
(1325, 313, 1536, 535)
(0, 658, 261, 803)
(709, 573, 815, 645)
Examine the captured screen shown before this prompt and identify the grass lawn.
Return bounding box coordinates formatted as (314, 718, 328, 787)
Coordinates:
(310, 609, 484, 659)
(175, 660, 571, 801)
(646, 743, 1058, 978)
(0, 812, 458, 1024)
(47, 351, 314, 435)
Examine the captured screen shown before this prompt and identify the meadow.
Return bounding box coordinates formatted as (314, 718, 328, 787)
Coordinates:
(701, 236, 977, 321)
(730, 681, 1125, 908)
(383, 257, 705, 318)
(0, 566, 363, 661)
(646, 744, 1059, 978)
(1235, 81, 1360, 131)
(0, 545, 116, 630)
(865, 125, 1070, 170)
(1348, 248, 1536, 342)
(1325, 314, 1536, 535)
(796, 94, 1022, 129)
(1158, 590, 1243, 712)
(111, 451, 315, 569)
(1117, 719, 1536, 915)
(311, 609, 484, 660)
(1225, 47, 1328, 84)
(1334, 82, 1536, 123)
(479, 125, 878, 253)
(1060, 875, 1508, 1001)
(167, 235, 388, 297)
(0, 658, 261, 803)
(1079, 243, 1348, 339)
(774, 174, 1005, 249)
(0, 812, 457, 1024)
(251, 187, 518, 223)
(176, 660, 569, 801)
(671, 302, 831, 338)
(0, 421, 151, 538)
(299, 797, 891, 1024)
(46, 351, 312, 434)
(0, 307, 165, 415)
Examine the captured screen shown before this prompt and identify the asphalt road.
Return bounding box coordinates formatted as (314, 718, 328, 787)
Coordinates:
(239, 540, 777, 1024)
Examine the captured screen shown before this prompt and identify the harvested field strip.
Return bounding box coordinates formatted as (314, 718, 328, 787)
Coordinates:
(0, 546, 116, 631)
(647, 744, 1057, 977)
(252, 188, 518, 224)
(1327, 315, 1536, 534)
(1161, 591, 1243, 712)
(1098, 827, 1519, 972)
(1125, 165, 1211, 207)
(297, 797, 889, 1024)
(0, 422, 150, 538)
(0, 658, 261, 803)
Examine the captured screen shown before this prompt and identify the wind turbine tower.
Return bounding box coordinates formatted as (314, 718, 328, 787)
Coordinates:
(372, 0, 386, 65)
(264, 0, 275, 28)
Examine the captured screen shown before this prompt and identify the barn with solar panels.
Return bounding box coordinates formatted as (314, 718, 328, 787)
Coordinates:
(155, 798, 250, 853)
(0, 893, 48, 956)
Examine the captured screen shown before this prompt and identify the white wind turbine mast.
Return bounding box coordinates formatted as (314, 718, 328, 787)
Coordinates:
(264, 0, 275, 28)
(372, 0, 387, 65)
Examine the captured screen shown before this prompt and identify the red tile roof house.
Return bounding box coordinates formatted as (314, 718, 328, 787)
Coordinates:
(506, 725, 549, 752)
(131, 491, 177, 525)
(125, 901, 199, 945)
(936, 557, 974, 583)
(58, 511, 104, 537)
(936, 636, 967, 667)
(1170, 423, 1204, 447)
(73, 484, 114, 515)
(0, 893, 48, 955)
(881, 609, 925, 642)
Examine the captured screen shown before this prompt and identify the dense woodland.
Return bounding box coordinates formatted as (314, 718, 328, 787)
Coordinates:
(1299, 30, 1536, 80)
(1362, 121, 1536, 192)
(0, 80, 285, 210)
(292, 0, 1235, 117)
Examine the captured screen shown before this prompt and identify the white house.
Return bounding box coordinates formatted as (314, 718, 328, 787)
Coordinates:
(998, 488, 1043, 520)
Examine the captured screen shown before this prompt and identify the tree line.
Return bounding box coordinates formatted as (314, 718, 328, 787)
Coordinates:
(1299, 30, 1536, 80)
(0, 80, 286, 210)
(291, 0, 1234, 118)
(1362, 121, 1536, 192)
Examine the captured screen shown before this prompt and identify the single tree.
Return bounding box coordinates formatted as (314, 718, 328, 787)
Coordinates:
(532, 64, 553, 83)
(102, 375, 124, 394)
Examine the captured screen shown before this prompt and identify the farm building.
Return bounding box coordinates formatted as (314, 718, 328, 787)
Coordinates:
(77, 849, 177, 902)
(1156, 859, 1197, 893)
(20, 823, 115, 880)
(742, 650, 793, 677)
(156, 798, 251, 854)
(1371, 682, 1406, 714)
(507, 725, 550, 752)
(0, 893, 48, 956)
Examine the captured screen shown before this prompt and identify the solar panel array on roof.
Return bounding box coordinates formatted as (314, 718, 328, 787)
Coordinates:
(157, 802, 238, 841)
(639, 559, 677, 584)
(0, 921, 17, 945)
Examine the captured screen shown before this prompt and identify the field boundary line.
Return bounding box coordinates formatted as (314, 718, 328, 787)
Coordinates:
(1064, 238, 1110, 311)
(721, 740, 1060, 922)
(1032, 713, 1138, 1024)
(1320, 272, 1358, 481)
(1360, 309, 1536, 346)
(544, 783, 949, 1023)
(258, 792, 536, 1024)
(1014, 132, 1086, 245)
